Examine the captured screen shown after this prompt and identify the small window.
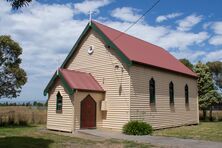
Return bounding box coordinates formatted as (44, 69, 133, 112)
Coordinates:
(169, 81, 174, 105)
(185, 84, 189, 105)
(56, 91, 63, 113)
(149, 78, 155, 104)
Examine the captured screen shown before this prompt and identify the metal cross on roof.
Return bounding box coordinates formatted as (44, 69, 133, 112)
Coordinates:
(89, 11, 92, 21)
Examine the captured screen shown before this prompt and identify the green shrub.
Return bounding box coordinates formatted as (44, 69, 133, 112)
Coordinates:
(123, 120, 153, 135)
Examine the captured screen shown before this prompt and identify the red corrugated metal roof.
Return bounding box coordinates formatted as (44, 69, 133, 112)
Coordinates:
(92, 20, 197, 77)
(59, 68, 104, 92)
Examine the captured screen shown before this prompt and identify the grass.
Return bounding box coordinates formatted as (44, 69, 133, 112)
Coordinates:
(1, 123, 221, 148)
(1, 107, 221, 147)
(0, 125, 154, 148)
(154, 122, 222, 142)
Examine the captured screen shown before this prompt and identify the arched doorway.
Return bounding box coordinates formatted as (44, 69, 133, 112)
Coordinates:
(80, 95, 96, 128)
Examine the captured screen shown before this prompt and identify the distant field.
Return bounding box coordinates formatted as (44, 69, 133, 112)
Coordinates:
(0, 106, 47, 125)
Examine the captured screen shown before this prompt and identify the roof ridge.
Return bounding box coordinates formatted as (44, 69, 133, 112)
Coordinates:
(92, 20, 166, 50)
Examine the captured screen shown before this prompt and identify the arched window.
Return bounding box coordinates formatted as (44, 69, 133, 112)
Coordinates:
(185, 84, 189, 104)
(169, 81, 174, 105)
(56, 91, 63, 113)
(149, 78, 155, 104)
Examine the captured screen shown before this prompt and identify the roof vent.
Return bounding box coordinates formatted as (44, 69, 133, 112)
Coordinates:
(88, 45, 94, 55)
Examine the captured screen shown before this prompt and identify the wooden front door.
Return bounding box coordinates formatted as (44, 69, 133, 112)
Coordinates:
(80, 95, 96, 129)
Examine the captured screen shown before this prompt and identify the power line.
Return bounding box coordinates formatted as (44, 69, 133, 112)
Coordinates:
(112, 0, 161, 42)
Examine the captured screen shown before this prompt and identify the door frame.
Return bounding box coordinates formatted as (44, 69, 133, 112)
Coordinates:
(80, 95, 97, 129)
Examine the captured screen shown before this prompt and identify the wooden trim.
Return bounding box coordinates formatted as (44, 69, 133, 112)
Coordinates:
(58, 72, 75, 95)
(43, 70, 75, 96)
(56, 110, 62, 114)
(61, 24, 91, 68)
(91, 23, 132, 66)
(43, 71, 57, 96)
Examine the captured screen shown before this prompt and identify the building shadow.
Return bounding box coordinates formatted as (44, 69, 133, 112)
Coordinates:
(0, 136, 53, 148)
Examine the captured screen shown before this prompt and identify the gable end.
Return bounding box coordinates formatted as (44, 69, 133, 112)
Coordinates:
(61, 21, 132, 68)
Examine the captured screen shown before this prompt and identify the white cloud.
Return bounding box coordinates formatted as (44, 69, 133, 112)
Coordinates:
(0, 1, 11, 17)
(156, 13, 182, 23)
(111, 7, 141, 22)
(209, 35, 222, 46)
(157, 31, 209, 50)
(208, 22, 222, 45)
(211, 21, 222, 34)
(74, 0, 111, 14)
(177, 14, 203, 31)
(102, 21, 209, 50)
(163, 49, 222, 63)
(171, 49, 222, 63)
(204, 50, 222, 62)
(0, 1, 89, 100)
(171, 50, 206, 63)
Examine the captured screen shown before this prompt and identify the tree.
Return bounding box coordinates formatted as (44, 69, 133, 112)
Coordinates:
(44, 100, 48, 107)
(33, 101, 37, 106)
(0, 35, 27, 98)
(26, 102, 31, 106)
(202, 90, 222, 121)
(206, 61, 222, 88)
(179, 58, 194, 70)
(6, 0, 32, 9)
(193, 62, 214, 120)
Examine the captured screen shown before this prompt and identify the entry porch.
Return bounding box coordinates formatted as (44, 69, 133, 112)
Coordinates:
(73, 91, 105, 130)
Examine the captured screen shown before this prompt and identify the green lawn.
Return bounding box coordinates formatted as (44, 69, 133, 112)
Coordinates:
(0, 125, 153, 148)
(154, 122, 222, 142)
(1, 122, 221, 147)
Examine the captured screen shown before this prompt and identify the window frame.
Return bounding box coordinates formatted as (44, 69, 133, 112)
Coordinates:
(149, 78, 156, 104)
(169, 81, 174, 105)
(56, 91, 63, 113)
(185, 84, 189, 105)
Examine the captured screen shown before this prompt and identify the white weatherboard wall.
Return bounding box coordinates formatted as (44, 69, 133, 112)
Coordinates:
(65, 29, 131, 131)
(47, 79, 74, 132)
(129, 65, 199, 129)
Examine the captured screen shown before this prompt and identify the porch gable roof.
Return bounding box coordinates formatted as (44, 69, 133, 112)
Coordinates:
(44, 68, 105, 96)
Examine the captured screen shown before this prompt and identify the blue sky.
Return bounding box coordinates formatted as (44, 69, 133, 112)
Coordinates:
(0, 0, 222, 103)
